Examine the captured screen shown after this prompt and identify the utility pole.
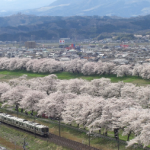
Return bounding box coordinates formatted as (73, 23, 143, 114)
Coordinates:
(16, 103, 19, 118)
(34, 125, 36, 138)
(59, 115, 61, 137)
(14, 141, 16, 150)
(47, 135, 49, 146)
(23, 138, 28, 150)
(34, 115, 36, 138)
(34, 114, 36, 122)
(89, 132, 90, 147)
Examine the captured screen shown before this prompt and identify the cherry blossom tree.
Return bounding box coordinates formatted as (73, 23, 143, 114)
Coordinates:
(66, 79, 87, 94)
(88, 97, 139, 136)
(1, 86, 29, 110)
(132, 64, 143, 77)
(102, 62, 116, 75)
(76, 96, 105, 129)
(56, 80, 70, 93)
(38, 92, 77, 118)
(62, 95, 91, 125)
(121, 108, 150, 147)
(120, 108, 145, 142)
(20, 90, 46, 113)
(94, 60, 103, 75)
(140, 64, 150, 79)
(102, 82, 124, 98)
(90, 78, 111, 96)
(115, 65, 132, 77)
(64, 59, 87, 73)
(136, 86, 150, 108)
(27, 74, 58, 95)
(121, 83, 139, 99)
(15, 58, 29, 70)
(0, 82, 11, 95)
(81, 62, 97, 75)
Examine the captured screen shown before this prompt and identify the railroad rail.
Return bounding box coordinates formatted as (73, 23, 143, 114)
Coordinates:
(48, 133, 100, 150)
(1, 122, 100, 150)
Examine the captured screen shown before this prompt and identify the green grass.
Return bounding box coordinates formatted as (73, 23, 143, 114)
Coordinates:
(0, 124, 71, 150)
(1, 108, 146, 150)
(0, 70, 150, 86)
(0, 70, 49, 78)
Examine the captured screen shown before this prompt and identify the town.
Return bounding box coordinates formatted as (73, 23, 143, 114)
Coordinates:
(0, 34, 150, 66)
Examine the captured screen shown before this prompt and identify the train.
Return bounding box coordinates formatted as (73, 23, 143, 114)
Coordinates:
(0, 112, 49, 136)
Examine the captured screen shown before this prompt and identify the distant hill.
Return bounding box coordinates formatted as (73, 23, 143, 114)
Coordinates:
(21, 0, 150, 18)
(0, 14, 150, 41)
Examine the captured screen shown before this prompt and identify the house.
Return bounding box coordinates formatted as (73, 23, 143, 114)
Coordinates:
(60, 57, 71, 61)
(112, 59, 129, 65)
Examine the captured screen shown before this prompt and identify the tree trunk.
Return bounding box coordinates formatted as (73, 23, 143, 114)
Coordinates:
(31, 110, 33, 115)
(99, 130, 101, 134)
(15, 104, 19, 112)
(21, 108, 23, 113)
(16, 104, 18, 110)
(127, 131, 131, 141)
(114, 129, 116, 138)
(46, 91, 49, 95)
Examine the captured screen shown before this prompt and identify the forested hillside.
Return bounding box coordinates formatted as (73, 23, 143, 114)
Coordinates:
(0, 15, 150, 41)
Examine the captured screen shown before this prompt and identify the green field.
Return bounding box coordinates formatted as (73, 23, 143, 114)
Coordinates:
(0, 70, 150, 86)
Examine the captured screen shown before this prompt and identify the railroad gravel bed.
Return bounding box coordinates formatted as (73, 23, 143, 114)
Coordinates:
(2, 122, 100, 150)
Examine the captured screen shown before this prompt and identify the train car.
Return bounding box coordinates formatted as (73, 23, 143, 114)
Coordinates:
(0, 113, 49, 136)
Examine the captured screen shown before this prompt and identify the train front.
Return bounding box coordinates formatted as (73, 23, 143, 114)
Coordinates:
(41, 126, 49, 137)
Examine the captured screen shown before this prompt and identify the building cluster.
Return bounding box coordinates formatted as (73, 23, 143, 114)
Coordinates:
(0, 39, 150, 65)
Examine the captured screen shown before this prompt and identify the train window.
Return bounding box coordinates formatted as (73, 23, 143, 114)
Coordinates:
(16, 122, 18, 124)
(42, 128, 49, 132)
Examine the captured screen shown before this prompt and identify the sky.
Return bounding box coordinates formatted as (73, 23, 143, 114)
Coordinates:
(0, 0, 56, 11)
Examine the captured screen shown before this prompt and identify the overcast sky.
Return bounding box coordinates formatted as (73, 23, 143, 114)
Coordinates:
(0, 0, 56, 11)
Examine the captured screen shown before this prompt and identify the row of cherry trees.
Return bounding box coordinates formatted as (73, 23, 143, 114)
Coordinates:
(0, 75, 150, 147)
(0, 57, 150, 79)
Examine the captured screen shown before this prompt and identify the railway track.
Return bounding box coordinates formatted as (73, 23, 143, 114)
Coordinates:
(1, 122, 100, 150)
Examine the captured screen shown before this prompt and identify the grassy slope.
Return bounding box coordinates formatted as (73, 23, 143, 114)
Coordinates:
(0, 124, 71, 150)
(1, 109, 144, 150)
(0, 70, 150, 86)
